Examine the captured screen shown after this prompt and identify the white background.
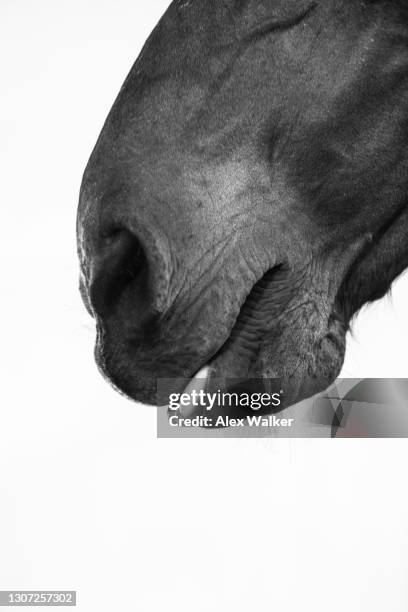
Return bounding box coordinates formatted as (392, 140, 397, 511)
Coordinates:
(1, 1, 408, 610)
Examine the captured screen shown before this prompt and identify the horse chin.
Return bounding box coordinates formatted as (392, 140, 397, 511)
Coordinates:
(206, 334, 345, 414)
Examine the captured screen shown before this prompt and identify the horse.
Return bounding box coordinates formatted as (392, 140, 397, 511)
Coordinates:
(77, 0, 408, 411)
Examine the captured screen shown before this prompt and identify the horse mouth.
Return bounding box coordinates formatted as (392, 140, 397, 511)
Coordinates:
(174, 263, 345, 421)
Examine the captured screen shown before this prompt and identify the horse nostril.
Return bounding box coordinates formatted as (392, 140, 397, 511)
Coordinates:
(88, 228, 147, 319)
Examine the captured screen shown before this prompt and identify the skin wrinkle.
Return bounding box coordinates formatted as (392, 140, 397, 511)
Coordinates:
(243, 2, 318, 42)
(186, 6, 318, 135)
(159, 234, 264, 350)
(170, 223, 247, 305)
